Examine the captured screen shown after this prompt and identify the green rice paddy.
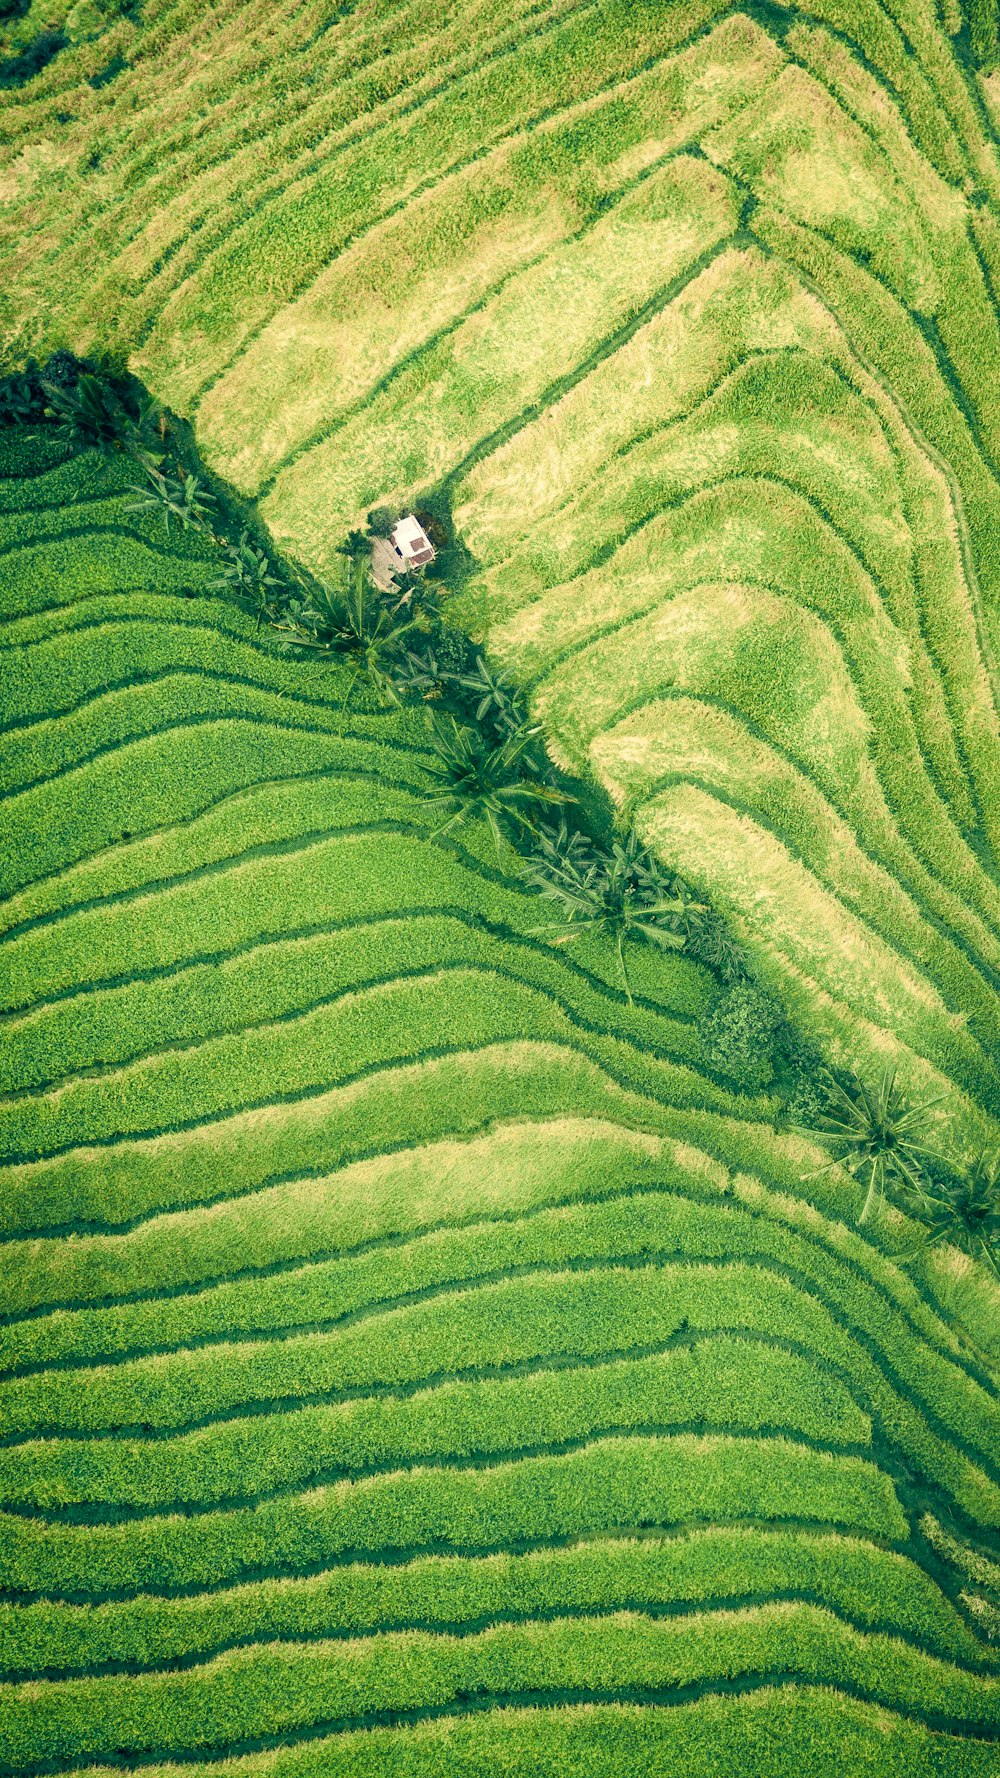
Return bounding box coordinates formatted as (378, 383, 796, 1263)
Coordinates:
(2, 0, 1000, 1772)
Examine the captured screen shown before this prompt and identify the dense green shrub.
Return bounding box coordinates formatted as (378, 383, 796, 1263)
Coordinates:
(697, 981, 784, 1094)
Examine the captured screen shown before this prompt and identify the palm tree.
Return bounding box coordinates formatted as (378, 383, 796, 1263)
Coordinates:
(798, 1066, 945, 1224)
(904, 1152, 1000, 1276)
(422, 715, 568, 855)
(523, 819, 704, 1002)
(127, 466, 216, 535)
(272, 556, 420, 710)
(210, 530, 283, 624)
(456, 654, 526, 735)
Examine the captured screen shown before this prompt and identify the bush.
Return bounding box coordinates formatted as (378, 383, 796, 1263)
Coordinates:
(365, 505, 398, 538)
(698, 982, 784, 1093)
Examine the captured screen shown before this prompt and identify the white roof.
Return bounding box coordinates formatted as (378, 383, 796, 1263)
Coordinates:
(391, 514, 435, 559)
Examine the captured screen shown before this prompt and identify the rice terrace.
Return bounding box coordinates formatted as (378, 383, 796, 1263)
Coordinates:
(3, 0, 1000, 1772)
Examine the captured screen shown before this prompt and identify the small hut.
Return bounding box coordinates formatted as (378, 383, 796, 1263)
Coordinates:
(389, 514, 436, 569)
(370, 512, 437, 591)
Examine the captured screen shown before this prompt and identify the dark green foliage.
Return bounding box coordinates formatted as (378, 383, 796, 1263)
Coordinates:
(42, 372, 134, 454)
(684, 909, 749, 981)
(798, 1067, 945, 1225)
(959, 0, 999, 67)
(523, 820, 704, 1001)
(427, 619, 478, 678)
(456, 653, 527, 735)
(0, 28, 66, 87)
(89, 52, 127, 89)
(127, 466, 216, 535)
(0, 351, 80, 426)
(423, 714, 568, 852)
(210, 530, 283, 620)
(0, 369, 43, 427)
(272, 558, 422, 713)
(907, 1152, 1000, 1276)
(366, 505, 398, 538)
(36, 349, 82, 391)
(698, 980, 783, 1094)
(774, 1024, 828, 1126)
(336, 527, 370, 563)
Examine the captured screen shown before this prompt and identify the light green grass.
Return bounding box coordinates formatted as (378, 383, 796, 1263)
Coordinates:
(3, 0, 1000, 1769)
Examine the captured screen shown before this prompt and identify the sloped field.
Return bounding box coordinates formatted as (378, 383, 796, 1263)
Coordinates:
(0, 430, 998, 1773)
(2, 0, 1000, 1772)
(6, 1, 997, 1138)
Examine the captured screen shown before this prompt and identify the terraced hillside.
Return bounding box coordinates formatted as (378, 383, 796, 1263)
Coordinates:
(4, 0, 999, 1138)
(0, 415, 999, 1773)
(3, 0, 1000, 1772)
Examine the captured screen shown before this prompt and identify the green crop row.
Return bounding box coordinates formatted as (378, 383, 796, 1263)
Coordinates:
(590, 696, 1000, 1057)
(0, 769, 702, 1022)
(0, 446, 137, 515)
(17, 1251, 835, 1441)
(635, 785, 1000, 1122)
(55, 1690, 998, 1778)
(0, 799, 506, 1011)
(517, 473, 1000, 963)
(4, 1031, 990, 1385)
(11, 1173, 998, 1503)
(0, 715, 413, 905)
(754, 204, 1000, 650)
(456, 238, 1000, 864)
(0, 1175, 978, 1424)
(4, 1246, 995, 1525)
(0, 678, 408, 801)
(469, 314, 994, 851)
(0, 1046, 682, 1251)
(3, 908, 705, 1098)
(706, 55, 1000, 469)
(0, 532, 217, 622)
(0, 962, 737, 1165)
(0, 492, 213, 560)
(0, 1335, 867, 1513)
(0, 595, 400, 727)
(0, 433, 72, 482)
(3, 1524, 991, 1682)
(0, 1432, 907, 1598)
(0, 714, 434, 939)
(786, 6, 970, 188)
(5, 1600, 999, 1770)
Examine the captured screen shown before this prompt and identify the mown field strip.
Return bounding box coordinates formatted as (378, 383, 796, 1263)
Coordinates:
(199, 14, 782, 492)
(261, 155, 740, 560)
(590, 696, 1000, 1040)
(102, 0, 597, 380)
(133, 0, 729, 405)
